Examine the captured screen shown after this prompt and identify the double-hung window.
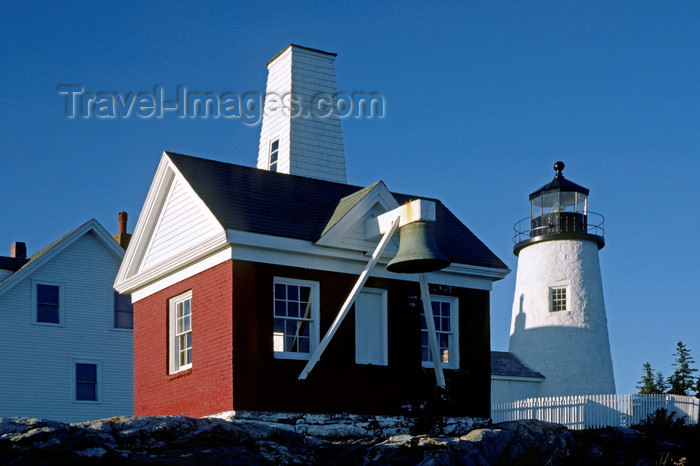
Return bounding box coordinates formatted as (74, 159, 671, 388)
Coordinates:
(273, 278, 319, 359)
(36, 283, 61, 324)
(113, 291, 133, 329)
(169, 291, 192, 373)
(420, 296, 459, 369)
(74, 361, 99, 402)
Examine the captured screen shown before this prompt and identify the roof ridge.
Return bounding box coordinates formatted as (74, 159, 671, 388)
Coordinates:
(0, 219, 124, 294)
(166, 151, 364, 190)
(164, 152, 507, 270)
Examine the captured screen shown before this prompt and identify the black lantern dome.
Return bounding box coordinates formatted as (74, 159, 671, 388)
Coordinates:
(513, 161, 604, 255)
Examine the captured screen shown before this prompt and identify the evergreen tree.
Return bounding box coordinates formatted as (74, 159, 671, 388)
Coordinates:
(637, 362, 664, 394)
(666, 341, 697, 396)
(655, 370, 668, 393)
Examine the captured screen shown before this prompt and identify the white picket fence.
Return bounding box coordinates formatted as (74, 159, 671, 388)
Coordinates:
(492, 394, 700, 430)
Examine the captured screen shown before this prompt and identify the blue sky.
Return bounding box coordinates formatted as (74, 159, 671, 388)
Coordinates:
(1, 1, 698, 394)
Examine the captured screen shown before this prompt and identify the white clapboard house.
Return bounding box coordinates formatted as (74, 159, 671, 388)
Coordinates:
(0, 218, 133, 422)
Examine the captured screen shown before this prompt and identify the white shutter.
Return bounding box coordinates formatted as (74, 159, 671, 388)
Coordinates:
(355, 288, 388, 365)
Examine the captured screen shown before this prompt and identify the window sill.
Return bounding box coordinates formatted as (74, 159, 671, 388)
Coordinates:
(110, 327, 134, 332)
(32, 321, 64, 328)
(167, 368, 192, 381)
(274, 352, 311, 361)
(422, 362, 459, 370)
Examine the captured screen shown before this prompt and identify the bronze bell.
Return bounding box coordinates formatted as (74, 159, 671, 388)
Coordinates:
(386, 221, 451, 274)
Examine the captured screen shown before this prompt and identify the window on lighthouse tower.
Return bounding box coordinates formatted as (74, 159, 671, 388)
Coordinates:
(550, 287, 567, 312)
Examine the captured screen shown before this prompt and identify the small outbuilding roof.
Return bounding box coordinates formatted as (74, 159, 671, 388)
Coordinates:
(491, 351, 545, 379)
(167, 152, 507, 270)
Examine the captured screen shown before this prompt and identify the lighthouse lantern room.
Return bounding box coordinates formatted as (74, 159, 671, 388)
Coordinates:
(514, 161, 604, 255)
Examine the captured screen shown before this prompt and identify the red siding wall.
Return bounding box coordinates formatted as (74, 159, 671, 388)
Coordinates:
(230, 260, 492, 417)
(134, 261, 234, 417)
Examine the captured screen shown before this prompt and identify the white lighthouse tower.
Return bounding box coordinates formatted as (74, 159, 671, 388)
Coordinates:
(509, 162, 615, 397)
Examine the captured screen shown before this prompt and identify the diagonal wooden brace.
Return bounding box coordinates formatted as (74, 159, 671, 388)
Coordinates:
(419, 273, 446, 388)
(298, 215, 401, 381)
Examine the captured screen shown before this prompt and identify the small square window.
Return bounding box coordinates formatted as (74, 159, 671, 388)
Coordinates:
(550, 287, 567, 312)
(75, 362, 98, 401)
(36, 284, 60, 324)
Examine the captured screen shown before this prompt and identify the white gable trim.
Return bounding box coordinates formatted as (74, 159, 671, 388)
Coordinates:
(115, 154, 174, 287)
(130, 246, 232, 302)
(114, 152, 226, 293)
(0, 219, 124, 297)
(117, 235, 229, 297)
(315, 182, 399, 252)
(139, 175, 223, 272)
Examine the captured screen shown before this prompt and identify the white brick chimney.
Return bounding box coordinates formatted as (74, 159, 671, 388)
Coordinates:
(257, 44, 347, 183)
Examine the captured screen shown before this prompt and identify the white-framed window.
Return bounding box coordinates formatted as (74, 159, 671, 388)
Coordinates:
(73, 360, 100, 402)
(34, 282, 62, 325)
(355, 288, 388, 366)
(169, 291, 192, 374)
(269, 139, 279, 172)
(550, 286, 567, 312)
(273, 277, 319, 360)
(113, 291, 133, 330)
(421, 295, 459, 369)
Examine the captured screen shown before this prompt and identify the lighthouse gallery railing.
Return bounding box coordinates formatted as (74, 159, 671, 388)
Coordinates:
(513, 211, 605, 245)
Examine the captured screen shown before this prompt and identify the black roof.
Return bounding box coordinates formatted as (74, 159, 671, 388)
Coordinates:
(491, 351, 545, 379)
(529, 161, 589, 200)
(167, 152, 507, 270)
(0, 256, 29, 272)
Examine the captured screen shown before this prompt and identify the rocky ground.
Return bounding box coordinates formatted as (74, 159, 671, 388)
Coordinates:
(1, 414, 697, 465)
